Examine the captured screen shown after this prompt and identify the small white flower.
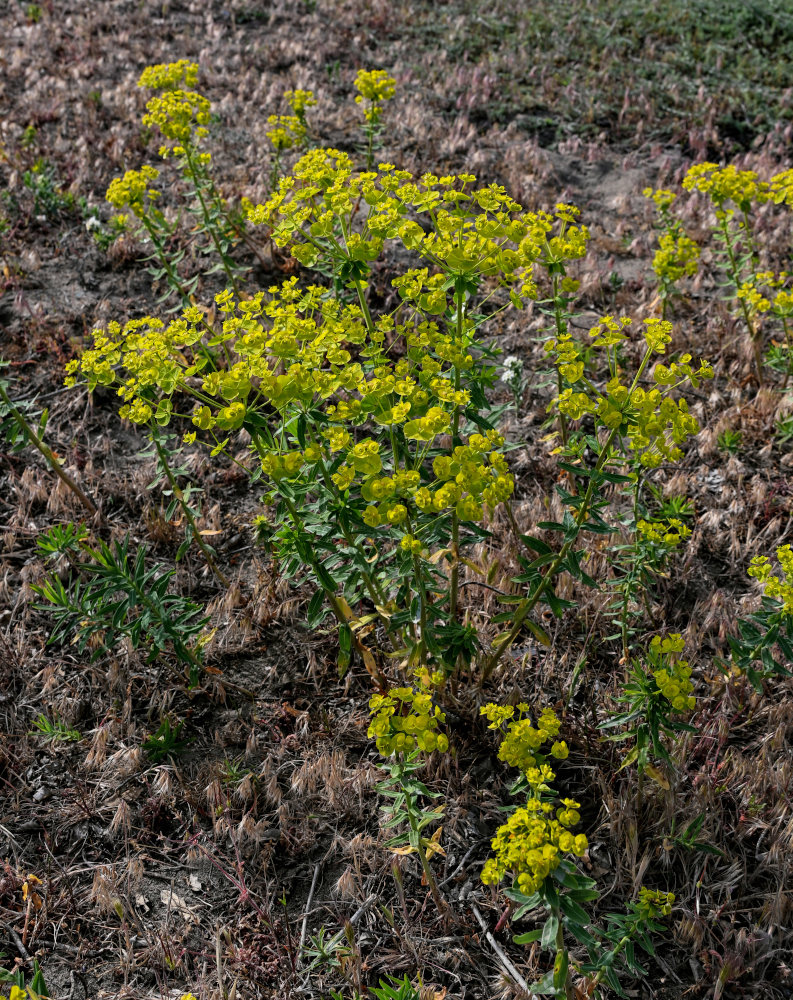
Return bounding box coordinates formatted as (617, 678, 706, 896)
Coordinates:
(500, 355, 523, 383)
(85, 216, 101, 232)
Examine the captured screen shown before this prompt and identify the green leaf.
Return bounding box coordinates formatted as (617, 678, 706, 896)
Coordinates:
(559, 894, 591, 926)
(513, 929, 542, 945)
(306, 589, 326, 628)
(541, 912, 559, 949)
(525, 619, 552, 646)
(553, 947, 569, 990)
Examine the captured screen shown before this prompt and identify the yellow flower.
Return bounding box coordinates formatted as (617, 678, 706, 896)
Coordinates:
(266, 114, 306, 152)
(138, 60, 199, 91)
(652, 232, 700, 283)
(143, 89, 211, 149)
(682, 162, 769, 210)
(354, 69, 396, 123)
(644, 187, 676, 211)
(284, 88, 317, 118)
(368, 686, 448, 758)
(106, 166, 160, 215)
(651, 634, 695, 712)
(749, 545, 793, 614)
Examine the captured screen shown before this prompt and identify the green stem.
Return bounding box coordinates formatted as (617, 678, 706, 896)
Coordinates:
(621, 470, 641, 662)
(782, 316, 793, 389)
(270, 149, 282, 191)
(483, 346, 655, 680)
(412, 552, 429, 671)
(95, 542, 204, 672)
(279, 494, 350, 630)
(304, 429, 391, 611)
(554, 908, 574, 1000)
(184, 147, 241, 301)
(590, 931, 633, 990)
(449, 291, 464, 623)
(719, 215, 763, 384)
(353, 277, 376, 333)
(481, 428, 618, 681)
(139, 215, 192, 306)
(400, 763, 445, 913)
(0, 382, 99, 518)
(151, 430, 229, 586)
(551, 271, 570, 452)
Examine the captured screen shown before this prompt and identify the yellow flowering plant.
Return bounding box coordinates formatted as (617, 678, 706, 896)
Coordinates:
(479, 703, 590, 996)
(71, 126, 604, 683)
(67, 63, 716, 696)
(602, 633, 697, 776)
(676, 162, 793, 383)
(353, 69, 396, 168)
(105, 62, 248, 309)
(723, 545, 793, 690)
(736, 271, 793, 385)
(644, 187, 700, 316)
(368, 686, 450, 912)
(266, 89, 316, 186)
(480, 704, 675, 997)
(483, 314, 711, 679)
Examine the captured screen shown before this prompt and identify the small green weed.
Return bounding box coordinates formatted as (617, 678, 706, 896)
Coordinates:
(143, 717, 189, 762)
(29, 714, 81, 743)
(717, 428, 743, 454)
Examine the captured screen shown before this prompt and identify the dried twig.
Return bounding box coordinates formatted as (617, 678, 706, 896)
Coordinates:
(471, 901, 530, 996)
(297, 862, 321, 968)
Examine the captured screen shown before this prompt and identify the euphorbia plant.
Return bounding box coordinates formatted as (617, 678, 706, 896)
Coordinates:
(66, 62, 714, 691)
(368, 686, 450, 913)
(68, 138, 591, 683)
(480, 703, 676, 998)
(483, 315, 713, 680)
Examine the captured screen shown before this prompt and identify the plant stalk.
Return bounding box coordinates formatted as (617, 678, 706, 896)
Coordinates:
(151, 431, 229, 586)
(0, 382, 99, 518)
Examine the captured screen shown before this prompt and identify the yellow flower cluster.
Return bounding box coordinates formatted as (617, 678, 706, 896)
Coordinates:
(737, 271, 793, 319)
(479, 703, 585, 894)
(105, 165, 160, 216)
(636, 517, 691, 547)
(682, 163, 770, 210)
(651, 634, 695, 712)
(65, 280, 513, 524)
(0, 988, 29, 1000)
(399, 533, 426, 555)
(480, 799, 588, 895)
(636, 887, 675, 918)
(284, 88, 317, 118)
(652, 231, 700, 283)
(643, 187, 676, 211)
(245, 150, 588, 298)
(748, 545, 793, 614)
(266, 114, 306, 152)
(548, 317, 712, 468)
(354, 68, 396, 123)
(138, 60, 198, 91)
(481, 703, 569, 781)
(682, 163, 793, 210)
(737, 280, 771, 315)
(368, 687, 449, 756)
(770, 168, 793, 206)
(143, 89, 211, 157)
